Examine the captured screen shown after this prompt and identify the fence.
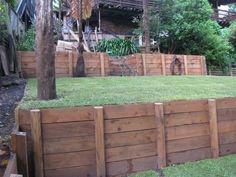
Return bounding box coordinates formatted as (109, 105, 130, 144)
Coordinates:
(15, 97, 236, 177)
(18, 51, 207, 78)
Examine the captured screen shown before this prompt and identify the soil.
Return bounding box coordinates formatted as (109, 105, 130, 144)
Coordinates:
(0, 75, 26, 144)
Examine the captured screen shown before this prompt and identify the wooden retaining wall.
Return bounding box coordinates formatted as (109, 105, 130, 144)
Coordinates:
(16, 97, 236, 177)
(18, 51, 207, 78)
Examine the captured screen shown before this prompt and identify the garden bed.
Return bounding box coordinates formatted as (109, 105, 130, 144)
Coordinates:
(15, 76, 236, 177)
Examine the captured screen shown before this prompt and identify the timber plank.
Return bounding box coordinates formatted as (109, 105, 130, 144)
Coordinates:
(105, 129, 156, 148)
(107, 156, 158, 177)
(41, 107, 94, 123)
(217, 97, 236, 109)
(105, 116, 156, 134)
(43, 136, 95, 154)
(106, 143, 157, 163)
(45, 165, 96, 177)
(218, 120, 236, 133)
(217, 108, 236, 121)
(219, 131, 236, 145)
(44, 150, 96, 170)
(167, 135, 210, 153)
(164, 100, 208, 114)
(220, 143, 236, 156)
(42, 121, 95, 139)
(167, 147, 212, 165)
(165, 111, 208, 127)
(155, 103, 166, 168)
(104, 104, 154, 119)
(3, 154, 17, 177)
(166, 123, 210, 141)
(94, 106, 106, 177)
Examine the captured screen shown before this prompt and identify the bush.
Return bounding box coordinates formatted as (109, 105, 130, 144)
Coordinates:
(17, 27, 35, 51)
(96, 38, 139, 56)
(135, 0, 234, 71)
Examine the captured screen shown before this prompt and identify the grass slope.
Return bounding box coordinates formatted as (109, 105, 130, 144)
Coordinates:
(20, 76, 236, 109)
(129, 154, 236, 177)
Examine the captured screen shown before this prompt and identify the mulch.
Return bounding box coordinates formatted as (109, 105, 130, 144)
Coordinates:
(0, 75, 26, 144)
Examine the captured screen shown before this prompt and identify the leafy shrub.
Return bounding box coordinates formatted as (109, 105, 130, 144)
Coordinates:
(17, 27, 35, 51)
(135, 0, 234, 71)
(229, 23, 236, 51)
(96, 38, 139, 56)
(0, 1, 8, 34)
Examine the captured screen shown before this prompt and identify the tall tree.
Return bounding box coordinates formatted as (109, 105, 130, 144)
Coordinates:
(143, 0, 150, 53)
(35, 0, 57, 99)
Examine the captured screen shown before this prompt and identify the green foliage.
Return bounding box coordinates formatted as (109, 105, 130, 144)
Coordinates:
(17, 27, 36, 51)
(6, 0, 16, 8)
(229, 23, 236, 51)
(96, 38, 139, 56)
(136, 0, 234, 70)
(0, 0, 9, 34)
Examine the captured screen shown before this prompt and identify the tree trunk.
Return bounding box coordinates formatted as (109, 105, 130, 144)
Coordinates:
(35, 0, 56, 100)
(143, 0, 150, 53)
(75, 0, 86, 77)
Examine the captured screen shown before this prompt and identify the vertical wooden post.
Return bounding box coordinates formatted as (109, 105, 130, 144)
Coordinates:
(13, 132, 29, 177)
(202, 56, 207, 75)
(142, 54, 147, 76)
(30, 110, 44, 177)
(94, 106, 106, 177)
(155, 103, 166, 168)
(208, 99, 219, 158)
(161, 54, 166, 76)
(100, 53, 105, 76)
(184, 55, 188, 75)
(68, 51, 73, 76)
(15, 107, 20, 130)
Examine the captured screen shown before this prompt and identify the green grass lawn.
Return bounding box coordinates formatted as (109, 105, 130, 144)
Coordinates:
(128, 154, 236, 177)
(20, 76, 236, 109)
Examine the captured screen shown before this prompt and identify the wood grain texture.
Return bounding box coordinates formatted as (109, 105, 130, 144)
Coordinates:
(164, 100, 208, 114)
(15, 132, 29, 177)
(30, 110, 44, 177)
(43, 136, 95, 154)
(155, 103, 166, 168)
(3, 154, 17, 177)
(161, 54, 166, 75)
(167, 135, 210, 153)
(20, 52, 205, 77)
(42, 121, 95, 139)
(94, 107, 106, 177)
(44, 150, 96, 170)
(166, 123, 210, 141)
(45, 165, 96, 177)
(167, 147, 212, 165)
(105, 116, 156, 134)
(107, 156, 158, 177)
(165, 111, 208, 127)
(100, 53, 105, 76)
(106, 143, 157, 162)
(208, 99, 219, 158)
(105, 129, 156, 148)
(142, 54, 147, 76)
(41, 107, 94, 123)
(104, 103, 154, 119)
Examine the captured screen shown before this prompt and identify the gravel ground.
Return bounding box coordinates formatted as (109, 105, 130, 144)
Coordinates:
(0, 76, 26, 144)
